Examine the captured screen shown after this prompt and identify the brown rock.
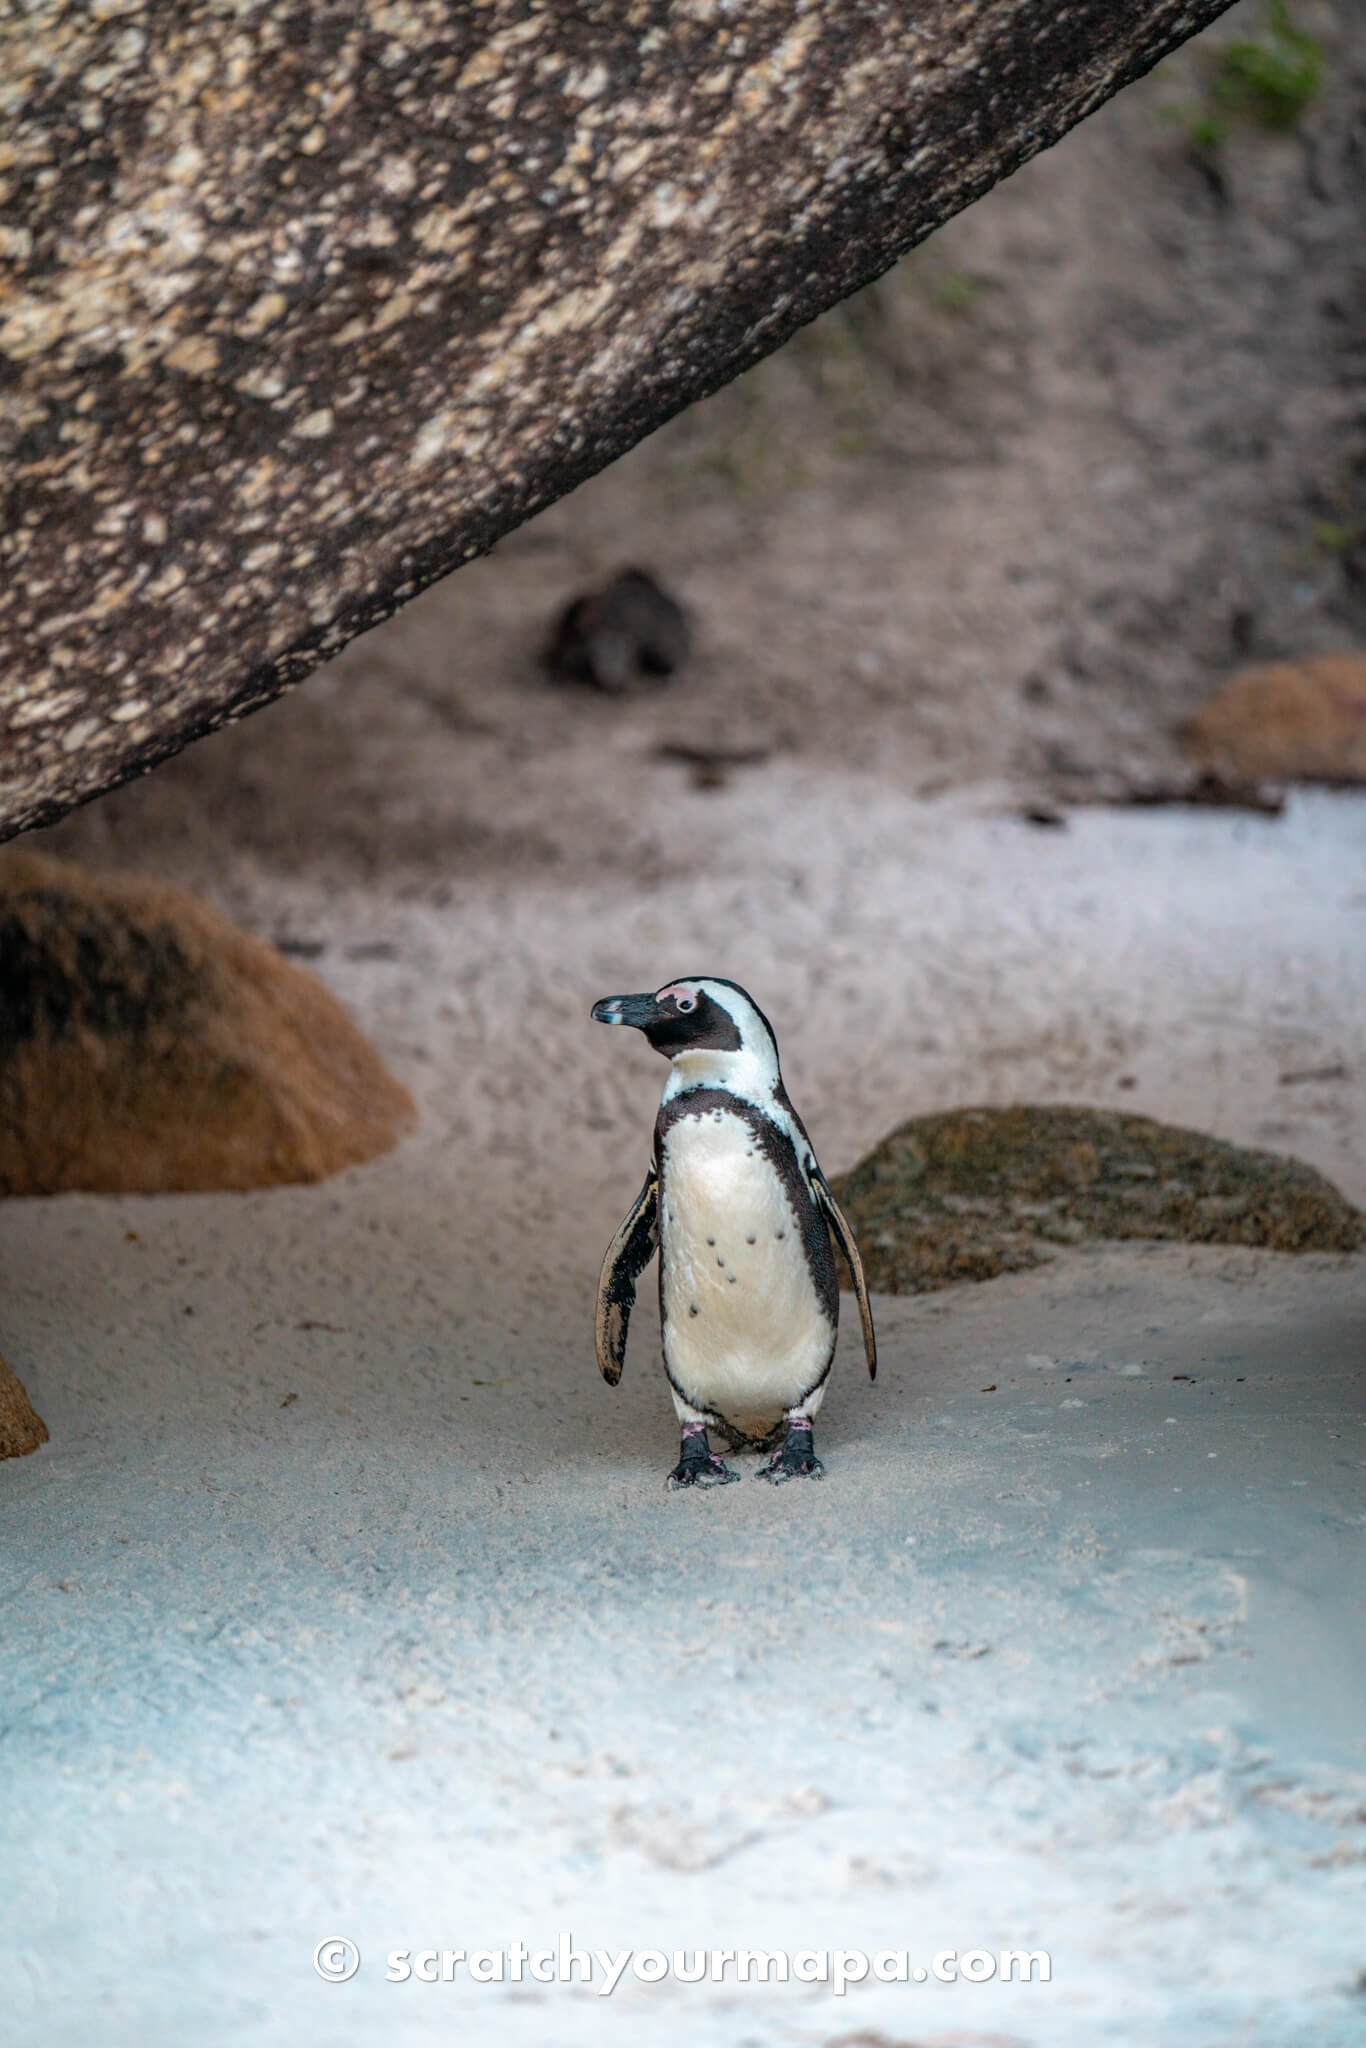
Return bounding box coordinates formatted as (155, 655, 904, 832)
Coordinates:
(0, 1354, 48, 1460)
(833, 1105, 1363, 1296)
(1184, 654, 1366, 784)
(0, 853, 416, 1196)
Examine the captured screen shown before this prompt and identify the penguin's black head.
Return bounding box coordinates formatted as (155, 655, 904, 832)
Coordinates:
(591, 977, 778, 1070)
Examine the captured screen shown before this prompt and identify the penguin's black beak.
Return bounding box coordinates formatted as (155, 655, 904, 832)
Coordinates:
(591, 992, 665, 1030)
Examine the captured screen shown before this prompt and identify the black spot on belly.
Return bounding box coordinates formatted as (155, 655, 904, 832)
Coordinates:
(745, 1234, 756, 1244)
(656, 1087, 838, 1324)
(689, 1304, 699, 1317)
(716, 1256, 725, 1267)
(706, 1236, 716, 1246)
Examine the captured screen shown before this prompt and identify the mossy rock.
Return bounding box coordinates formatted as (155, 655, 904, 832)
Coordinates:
(832, 1105, 1363, 1295)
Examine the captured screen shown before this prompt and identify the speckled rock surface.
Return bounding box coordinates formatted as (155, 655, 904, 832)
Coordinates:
(0, 851, 415, 1195)
(0, 0, 1233, 840)
(0, 1352, 47, 1460)
(833, 1105, 1364, 1293)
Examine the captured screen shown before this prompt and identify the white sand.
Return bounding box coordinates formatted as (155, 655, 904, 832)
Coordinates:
(3, 775, 1363, 2045)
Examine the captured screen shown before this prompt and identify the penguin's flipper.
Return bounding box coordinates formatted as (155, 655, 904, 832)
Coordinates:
(811, 1166, 878, 1382)
(595, 1166, 660, 1386)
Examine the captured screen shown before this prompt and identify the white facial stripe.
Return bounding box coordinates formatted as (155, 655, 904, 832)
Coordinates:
(658, 977, 782, 1107)
(696, 980, 775, 1056)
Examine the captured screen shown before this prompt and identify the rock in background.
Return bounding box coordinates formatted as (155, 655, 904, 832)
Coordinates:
(834, 1105, 1363, 1293)
(1184, 654, 1366, 784)
(0, 853, 415, 1196)
(0, 1353, 48, 1460)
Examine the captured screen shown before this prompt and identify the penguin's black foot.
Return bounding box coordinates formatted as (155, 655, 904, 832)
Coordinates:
(757, 1419, 825, 1484)
(667, 1426, 740, 1490)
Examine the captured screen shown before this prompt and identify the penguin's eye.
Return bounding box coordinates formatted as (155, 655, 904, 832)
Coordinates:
(674, 993, 697, 1014)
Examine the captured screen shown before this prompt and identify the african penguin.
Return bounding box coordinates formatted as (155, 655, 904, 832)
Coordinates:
(591, 977, 876, 1487)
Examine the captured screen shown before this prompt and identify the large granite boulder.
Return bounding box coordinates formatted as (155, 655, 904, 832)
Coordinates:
(1, 0, 1233, 842)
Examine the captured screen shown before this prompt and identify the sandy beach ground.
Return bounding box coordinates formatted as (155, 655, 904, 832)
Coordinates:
(4, 9, 1365, 2040)
(4, 766, 1363, 2046)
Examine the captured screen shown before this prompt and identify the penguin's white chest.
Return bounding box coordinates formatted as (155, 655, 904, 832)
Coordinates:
(658, 1106, 833, 1426)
